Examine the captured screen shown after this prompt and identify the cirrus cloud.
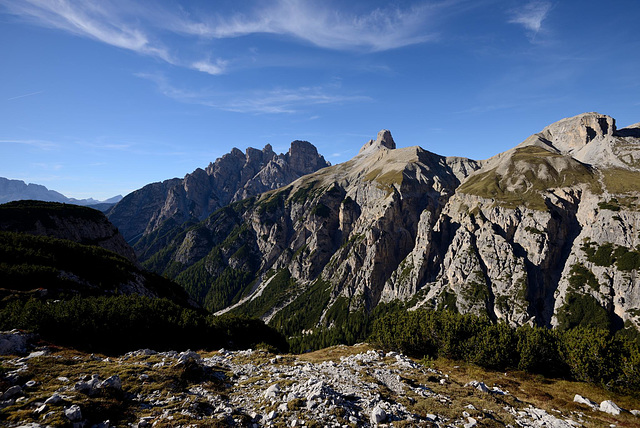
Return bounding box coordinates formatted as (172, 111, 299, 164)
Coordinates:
(508, 1, 552, 39)
(172, 0, 440, 52)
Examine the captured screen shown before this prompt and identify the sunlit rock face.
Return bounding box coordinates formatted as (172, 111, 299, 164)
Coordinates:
(128, 113, 640, 334)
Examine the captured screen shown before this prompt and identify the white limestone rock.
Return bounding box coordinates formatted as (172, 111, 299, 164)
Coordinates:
(600, 400, 622, 415)
(370, 405, 387, 424)
(64, 404, 82, 422)
(264, 383, 281, 398)
(573, 394, 598, 409)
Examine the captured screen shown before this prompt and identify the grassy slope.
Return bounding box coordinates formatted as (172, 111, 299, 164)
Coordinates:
(458, 146, 601, 210)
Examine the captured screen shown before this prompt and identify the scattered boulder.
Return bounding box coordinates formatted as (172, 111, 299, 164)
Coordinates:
(138, 416, 154, 427)
(266, 410, 277, 420)
(99, 375, 122, 391)
(75, 373, 122, 396)
(64, 404, 82, 422)
(44, 393, 63, 405)
(370, 406, 387, 424)
(33, 404, 47, 415)
(464, 381, 490, 393)
(264, 383, 281, 398)
(126, 349, 157, 358)
(573, 394, 598, 409)
(177, 350, 201, 365)
(464, 416, 478, 428)
(24, 350, 49, 360)
(75, 374, 100, 395)
(0, 330, 34, 355)
(600, 400, 622, 415)
(2, 385, 23, 400)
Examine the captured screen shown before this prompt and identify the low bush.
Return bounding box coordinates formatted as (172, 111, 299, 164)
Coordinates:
(0, 294, 287, 355)
(370, 309, 640, 395)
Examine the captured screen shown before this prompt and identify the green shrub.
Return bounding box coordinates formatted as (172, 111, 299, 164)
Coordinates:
(310, 203, 331, 218)
(598, 199, 621, 211)
(471, 322, 518, 369)
(615, 247, 640, 271)
(567, 264, 599, 291)
(560, 327, 622, 385)
(435, 311, 490, 360)
(516, 325, 565, 376)
(0, 295, 287, 355)
(369, 307, 640, 393)
(557, 293, 612, 331)
(269, 278, 332, 337)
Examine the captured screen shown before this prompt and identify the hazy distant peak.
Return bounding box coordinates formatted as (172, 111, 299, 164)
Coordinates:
(0, 177, 120, 207)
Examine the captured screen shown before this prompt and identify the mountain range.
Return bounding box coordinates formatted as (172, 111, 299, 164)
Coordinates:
(101, 112, 640, 343)
(0, 177, 122, 209)
(106, 139, 330, 255)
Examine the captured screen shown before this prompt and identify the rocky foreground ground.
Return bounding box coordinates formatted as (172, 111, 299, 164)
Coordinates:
(1, 339, 639, 427)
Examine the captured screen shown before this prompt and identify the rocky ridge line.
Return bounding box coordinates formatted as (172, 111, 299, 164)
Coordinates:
(107, 140, 330, 247)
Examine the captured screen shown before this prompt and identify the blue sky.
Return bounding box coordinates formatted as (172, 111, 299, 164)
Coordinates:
(1, 0, 639, 200)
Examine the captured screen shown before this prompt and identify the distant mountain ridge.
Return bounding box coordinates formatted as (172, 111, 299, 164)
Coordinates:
(0, 177, 122, 208)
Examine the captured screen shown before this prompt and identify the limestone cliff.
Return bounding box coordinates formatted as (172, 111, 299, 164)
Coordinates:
(402, 113, 640, 330)
(140, 113, 640, 337)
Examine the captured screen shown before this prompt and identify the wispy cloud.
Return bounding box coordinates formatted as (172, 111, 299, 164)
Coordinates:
(191, 59, 229, 76)
(224, 87, 371, 114)
(0, 138, 58, 150)
(136, 73, 371, 114)
(6, 90, 44, 101)
(1, 0, 173, 61)
(2, 0, 441, 80)
(454, 103, 519, 115)
(508, 1, 552, 39)
(31, 162, 63, 171)
(172, 0, 439, 52)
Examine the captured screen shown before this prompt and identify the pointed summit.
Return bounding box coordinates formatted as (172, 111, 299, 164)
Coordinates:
(359, 129, 396, 154)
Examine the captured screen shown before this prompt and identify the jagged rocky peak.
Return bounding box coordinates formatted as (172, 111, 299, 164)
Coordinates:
(108, 137, 330, 246)
(538, 112, 616, 153)
(287, 140, 329, 173)
(358, 129, 396, 154)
